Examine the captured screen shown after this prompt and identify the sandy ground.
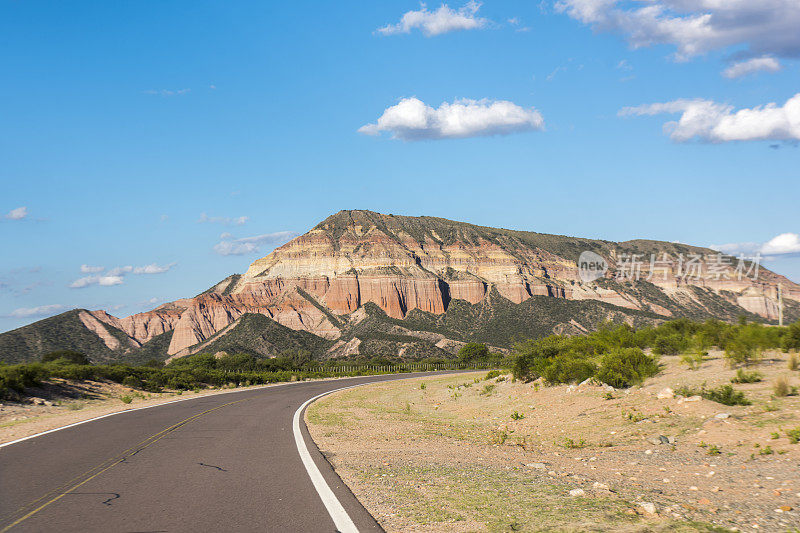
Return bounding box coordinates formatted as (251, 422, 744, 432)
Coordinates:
(307, 351, 800, 532)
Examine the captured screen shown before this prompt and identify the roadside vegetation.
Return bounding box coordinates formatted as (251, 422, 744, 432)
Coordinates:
(0, 350, 485, 401)
(2, 317, 798, 401)
(511, 317, 799, 389)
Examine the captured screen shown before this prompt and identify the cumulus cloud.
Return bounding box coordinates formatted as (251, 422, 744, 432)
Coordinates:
(619, 93, 800, 142)
(133, 263, 176, 275)
(711, 232, 800, 258)
(555, 0, 799, 74)
(198, 213, 249, 226)
(377, 1, 488, 36)
(6, 304, 65, 319)
(70, 275, 125, 289)
(214, 232, 297, 256)
(723, 56, 782, 79)
(69, 263, 176, 289)
(359, 97, 544, 141)
(4, 206, 28, 220)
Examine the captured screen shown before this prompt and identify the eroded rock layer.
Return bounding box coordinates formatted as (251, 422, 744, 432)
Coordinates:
(39, 210, 800, 358)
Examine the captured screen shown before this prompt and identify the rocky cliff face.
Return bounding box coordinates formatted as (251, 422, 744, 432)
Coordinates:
(3, 210, 798, 363)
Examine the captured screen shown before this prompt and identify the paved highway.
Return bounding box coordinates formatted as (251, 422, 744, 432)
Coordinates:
(0, 373, 449, 532)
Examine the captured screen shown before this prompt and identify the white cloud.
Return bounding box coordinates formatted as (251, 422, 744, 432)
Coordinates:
(711, 232, 800, 257)
(214, 232, 297, 256)
(70, 275, 125, 288)
(4, 206, 28, 220)
(762, 233, 800, 255)
(555, 0, 799, 74)
(69, 263, 175, 288)
(7, 304, 65, 319)
(619, 93, 800, 142)
(198, 213, 249, 226)
(377, 1, 488, 37)
(723, 56, 782, 79)
(132, 262, 176, 275)
(359, 97, 544, 141)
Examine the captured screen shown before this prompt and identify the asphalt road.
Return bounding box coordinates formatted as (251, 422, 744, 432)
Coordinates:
(0, 372, 452, 532)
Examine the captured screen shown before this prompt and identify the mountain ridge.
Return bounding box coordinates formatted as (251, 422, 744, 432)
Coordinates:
(2, 210, 798, 363)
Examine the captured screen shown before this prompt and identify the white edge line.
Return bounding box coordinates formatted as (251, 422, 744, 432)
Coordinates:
(293, 385, 361, 533)
(291, 371, 465, 533)
(0, 380, 308, 450)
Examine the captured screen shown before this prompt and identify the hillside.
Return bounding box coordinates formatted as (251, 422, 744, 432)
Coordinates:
(1, 210, 798, 363)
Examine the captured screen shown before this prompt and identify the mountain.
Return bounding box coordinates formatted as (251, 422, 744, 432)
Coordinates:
(2, 210, 798, 363)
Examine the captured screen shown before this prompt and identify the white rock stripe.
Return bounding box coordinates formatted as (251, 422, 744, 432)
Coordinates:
(293, 386, 360, 533)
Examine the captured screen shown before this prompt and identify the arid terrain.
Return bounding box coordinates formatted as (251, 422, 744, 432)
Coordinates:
(308, 352, 800, 532)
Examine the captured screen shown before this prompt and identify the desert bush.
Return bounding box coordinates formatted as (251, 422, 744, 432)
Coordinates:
(0, 363, 49, 399)
(704, 384, 751, 406)
(120, 396, 133, 404)
(680, 350, 705, 370)
(652, 334, 690, 356)
(485, 370, 501, 380)
(596, 348, 659, 388)
(480, 384, 496, 396)
(541, 355, 597, 385)
(122, 375, 143, 389)
(773, 376, 790, 397)
(458, 343, 490, 363)
(731, 369, 762, 384)
(782, 321, 800, 352)
(789, 353, 799, 371)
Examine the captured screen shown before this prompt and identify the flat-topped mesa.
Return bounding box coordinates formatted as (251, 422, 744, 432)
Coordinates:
(227, 210, 800, 325)
(8, 210, 796, 364)
(230, 210, 583, 318)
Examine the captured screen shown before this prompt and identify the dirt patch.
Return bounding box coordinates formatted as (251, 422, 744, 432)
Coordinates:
(307, 351, 800, 532)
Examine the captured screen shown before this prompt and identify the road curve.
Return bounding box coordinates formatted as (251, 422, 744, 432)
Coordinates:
(0, 372, 450, 532)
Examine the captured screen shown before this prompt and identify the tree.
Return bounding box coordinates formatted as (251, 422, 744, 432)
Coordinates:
(458, 343, 489, 363)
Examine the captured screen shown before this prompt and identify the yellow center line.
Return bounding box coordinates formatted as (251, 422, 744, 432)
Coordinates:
(1, 398, 249, 532)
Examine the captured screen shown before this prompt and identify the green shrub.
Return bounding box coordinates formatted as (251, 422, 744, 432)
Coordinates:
(561, 437, 588, 449)
(458, 343, 490, 363)
(510, 411, 525, 420)
(122, 375, 143, 389)
(787, 427, 800, 444)
(0, 363, 49, 399)
(731, 369, 762, 384)
(541, 355, 596, 385)
(704, 385, 751, 406)
(782, 322, 800, 352)
(652, 334, 689, 355)
(596, 348, 659, 388)
(480, 384, 496, 396)
(120, 396, 133, 404)
(485, 370, 501, 380)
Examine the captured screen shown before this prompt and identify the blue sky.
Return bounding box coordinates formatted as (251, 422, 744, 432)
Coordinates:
(1, 0, 799, 332)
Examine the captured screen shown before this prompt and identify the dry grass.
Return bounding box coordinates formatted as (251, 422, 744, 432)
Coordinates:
(308, 351, 800, 532)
